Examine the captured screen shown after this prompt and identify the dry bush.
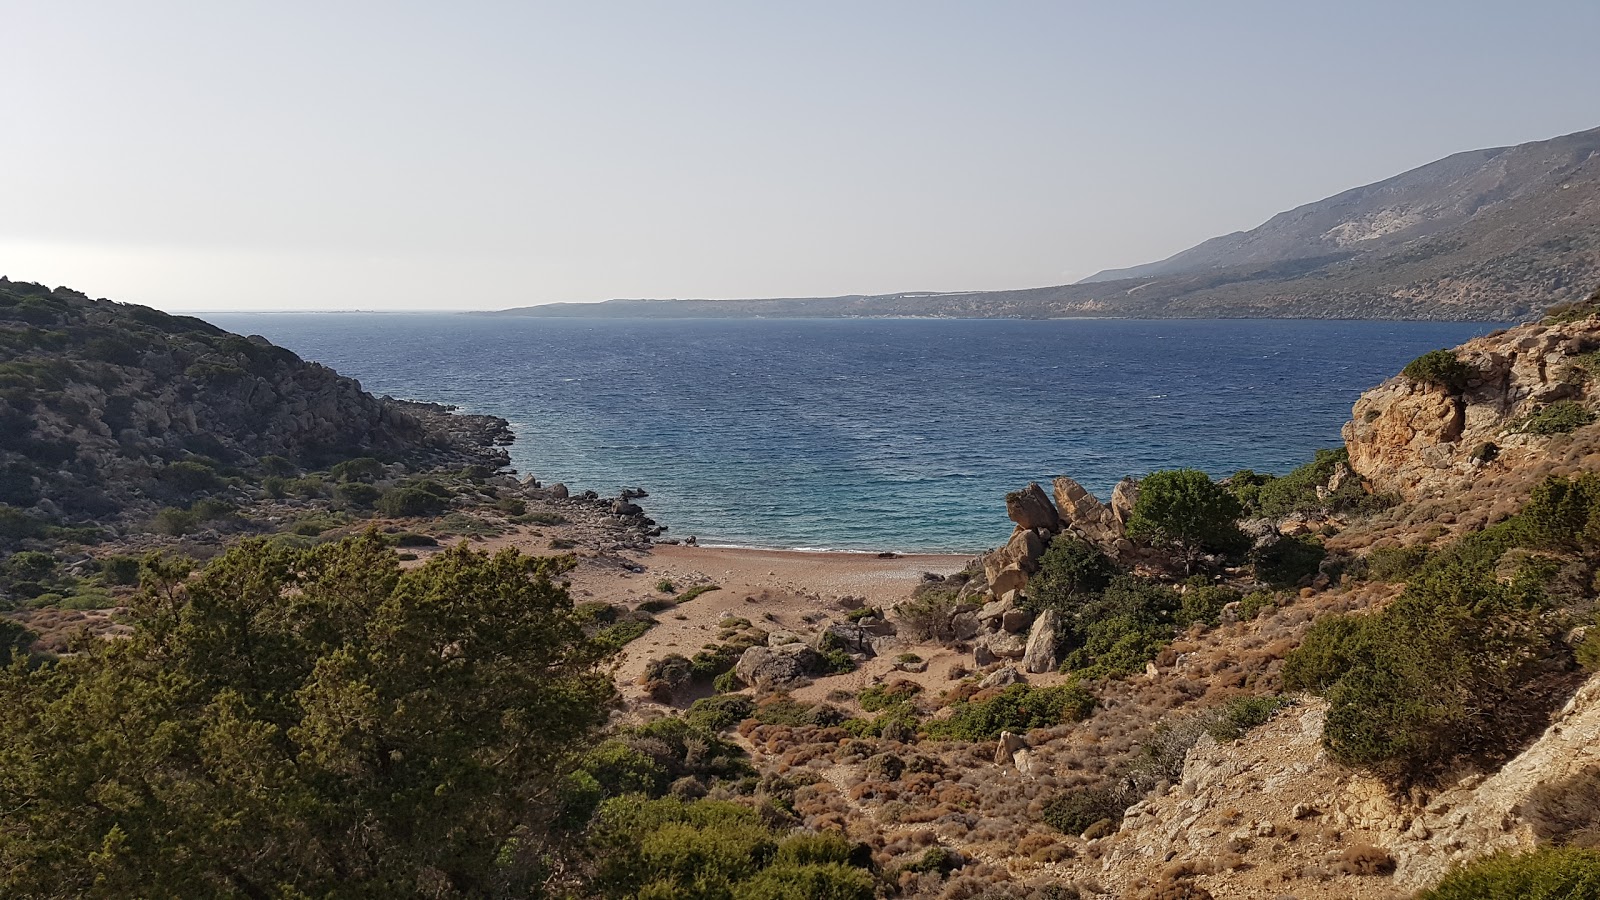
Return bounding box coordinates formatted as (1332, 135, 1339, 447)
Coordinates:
(1334, 843, 1396, 875)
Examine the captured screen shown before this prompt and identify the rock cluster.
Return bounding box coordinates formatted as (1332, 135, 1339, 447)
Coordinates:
(1344, 316, 1600, 499)
(982, 476, 1138, 603)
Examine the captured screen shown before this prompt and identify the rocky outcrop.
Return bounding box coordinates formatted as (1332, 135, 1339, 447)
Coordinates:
(1344, 316, 1600, 499)
(1052, 476, 1121, 545)
(979, 477, 1138, 603)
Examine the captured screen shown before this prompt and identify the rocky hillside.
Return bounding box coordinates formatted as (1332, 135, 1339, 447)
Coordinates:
(1083, 125, 1600, 284)
(0, 277, 511, 527)
(488, 125, 1600, 321)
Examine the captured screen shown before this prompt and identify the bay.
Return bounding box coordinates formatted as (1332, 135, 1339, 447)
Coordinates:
(202, 314, 1496, 552)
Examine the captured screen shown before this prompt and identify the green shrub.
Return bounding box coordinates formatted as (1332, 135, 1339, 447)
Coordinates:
(151, 507, 200, 536)
(712, 670, 743, 693)
(494, 496, 527, 516)
(257, 455, 296, 477)
(1205, 695, 1289, 742)
(1403, 349, 1473, 392)
(98, 554, 142, 586)
(1041, 785, 1123, 836)
(157, 460, 224, 496)
(687, 695, 757, 731)
(3, 551, 55, 581)
(1364, 545, 1429, 582)
(903, 846, 962, 876)
(0, 506, 46, 542)
(594, 619, 654, 652)
(392, 532, 438, 548)
(1520, 400, 1597, 436)
(655, 578, 676, 593)
(328, 457, 385, 483)
(1057, 577, 1180, 678)
(377, 486, 448, 517)
(732, 863, 874, 900)
(858, 681, 921, 712)
(1127, 468, 1246, 572)
(261, 475, 289, 499)
(334, 482, 381, 509)
(1238, 448, 1372, 519)
(1253, 535, 1326, 587)
(924, 683, 1094, 741)
(1237, 590, 1278, 621)
(1419, 847, 1600, 899)
(1177, 583, 1240, 627)
(675, 584, 721, 603)
(1025, 534, 1118, 613)
(511, 510, 566, 526)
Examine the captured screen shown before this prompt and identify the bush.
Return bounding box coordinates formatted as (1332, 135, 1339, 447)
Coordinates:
(1026, 534, 1118, 613)
(151, 507, 200, 536)
(1238, 448, 1371, 519)
(98, 555, 142, 586)
(655, 578, 676, 593)
(1058, 577, 1180, 678)
(1041, 785, 1123, 836)
(924, 682, 1094, 741)
(1364, 545, 1429, 582)
(3, 551, 55, 581)
(328, 457, 385, 483)
(376, 486, 448, 517)
(1253, 535, 1326, 587)
(1204, 695, 1289, 742)
(1177, 584, 1240, 627)
(156, 460, 224, 496)
(859, 680, 921, 712)
(1520, 400, 1597, 436)
(686, 695, 756, 731)
(334, 482, 382, 509)
(1403, 349, 1473, 392)
(1419, 847, 1600, 899)
(894, 589, 972, 643)
(1127, 469, 1246, 572)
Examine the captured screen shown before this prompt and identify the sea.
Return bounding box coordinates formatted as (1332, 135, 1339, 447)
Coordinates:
(201, 315, 1497, 553)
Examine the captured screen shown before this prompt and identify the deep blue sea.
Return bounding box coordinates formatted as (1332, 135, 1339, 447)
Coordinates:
(201, 315, 1496, 552)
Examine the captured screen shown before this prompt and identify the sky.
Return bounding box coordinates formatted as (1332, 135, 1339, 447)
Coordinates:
(2, 2, 1597, 312)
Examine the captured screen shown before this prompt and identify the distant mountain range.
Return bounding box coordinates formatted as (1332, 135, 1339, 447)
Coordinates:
(488, 125, 1600, 321)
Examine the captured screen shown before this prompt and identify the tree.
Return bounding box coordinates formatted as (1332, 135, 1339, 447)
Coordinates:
(1126, 469, 1245, 572)
(0, 532, 615, 897)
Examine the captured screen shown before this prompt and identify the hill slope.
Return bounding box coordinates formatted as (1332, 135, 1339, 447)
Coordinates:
(0, 277, 510, 527)
(487, 125, 1600, 321)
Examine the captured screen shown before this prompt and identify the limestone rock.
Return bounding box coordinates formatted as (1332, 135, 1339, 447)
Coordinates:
(990, 564, 1027, 598)
(995, 730, 1027, 765)
(979, 666, 1024, 689)
(1021, 608, 1060, 674)
(979, 631, 1027, 659)
(1344, 318, 1600, 500)
(1002, 607, 1034, 634)
(1052, 475, 1122, 544)
(735, 643, 821, 690)
(1005, 482, 1060, 531)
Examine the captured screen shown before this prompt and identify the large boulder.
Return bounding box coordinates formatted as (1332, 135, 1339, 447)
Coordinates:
(978, 631, 1027, 660)
(1006, 482, 1060, 532)
(990, 565, 1027, 598)
(994, 731, 1027, 765)
(735, 643, 821, 689)
(980, 666, 1024, 689)
(819, 622, 877, 656)
(1022, 609, 1060, 674)
(1052, 476, 1122, 544)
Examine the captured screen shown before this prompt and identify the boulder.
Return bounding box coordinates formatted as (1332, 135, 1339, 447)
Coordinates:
(978, 596, 1014, 628)
(856, 615, 896, 637)
(1005, 482, 1060, 532)
(820, 622, 877, 655)
(990, 565, 1027, 598)
(1022, 609, 1060, 674)
(612, 499, 644, 517)
(994, 731, 1027, 765)
(1110, 477, 1140, 527)
(979, 666, 1024, 689)
(951, 610, 981, 641)
(1002, 607, 1034, 634)
(735, 643, 821, 689)
(1052, 476, 1122, 544)
(973, 642, 998, 667)
(979, 631, 1027, 660)
(1009, 527, 1046, 573)
(548, 483, 570, 499)
(1013, 748, 1037, 776)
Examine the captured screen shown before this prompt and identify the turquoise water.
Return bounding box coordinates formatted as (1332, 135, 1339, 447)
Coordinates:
(203, 315, 1496, 552)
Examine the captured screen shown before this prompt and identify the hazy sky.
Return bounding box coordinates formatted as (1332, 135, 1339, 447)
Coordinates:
(4, 2, 1597, 311)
